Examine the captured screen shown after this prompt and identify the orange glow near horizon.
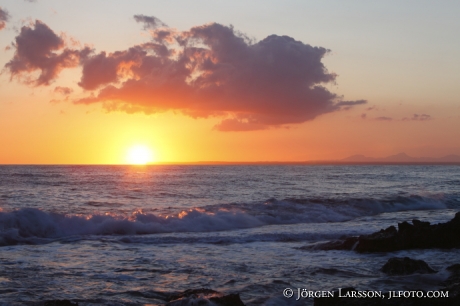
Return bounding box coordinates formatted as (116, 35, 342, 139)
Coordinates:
(1, 2, 460, 165)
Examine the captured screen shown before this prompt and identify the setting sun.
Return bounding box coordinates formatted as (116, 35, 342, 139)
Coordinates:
(126, 145, 154, 165)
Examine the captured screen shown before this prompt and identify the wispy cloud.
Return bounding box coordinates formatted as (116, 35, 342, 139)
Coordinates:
(365, 105, 379, 111)
(134, 14, 167, 30)
(373, 114, 433, 122)
(402, 114, 432, 121)
(54, 86, 73, 95)
(375, 116, 393, 121)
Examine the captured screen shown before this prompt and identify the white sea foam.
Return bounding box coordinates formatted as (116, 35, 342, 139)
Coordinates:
(0, 195, 452, 245)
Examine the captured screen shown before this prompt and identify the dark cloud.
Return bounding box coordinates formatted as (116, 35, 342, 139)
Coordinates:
(365, 105, 379, 111)
(134, 15, 167, 30)
(78, 46, 148, 90)
(0, 7, 10, 30)
(402, 114, 432, 121)
(337, 99, 367, 111)
(54, 86, 73, 95)
(4, 20, 90, 86)
(361, 113, 367, 119)
(375, 116, 393, 121)
(75, 17, 366, 131)
(336, 100, 367, 107)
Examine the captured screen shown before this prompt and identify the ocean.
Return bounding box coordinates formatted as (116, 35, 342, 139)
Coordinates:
(0, 165, 459, 305)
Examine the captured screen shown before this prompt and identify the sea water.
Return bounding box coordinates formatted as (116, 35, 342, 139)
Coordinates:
(0, 165, 459, 305)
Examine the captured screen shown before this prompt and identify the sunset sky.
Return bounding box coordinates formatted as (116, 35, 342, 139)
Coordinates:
(1, 0, 459, 164)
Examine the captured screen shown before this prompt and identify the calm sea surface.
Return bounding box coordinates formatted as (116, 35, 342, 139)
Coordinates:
(0, 165, 459, 305)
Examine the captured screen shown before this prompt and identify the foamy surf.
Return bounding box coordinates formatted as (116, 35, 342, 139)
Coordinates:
(0, 195, 454, 246)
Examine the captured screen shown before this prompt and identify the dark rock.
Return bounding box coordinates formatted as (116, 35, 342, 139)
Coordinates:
(353, 226, 399, 252)
(210, 293, 245, 306)
(445, 262, 460, 299)
(442, 264, 460, 288)
(44, 300, 78, 306)
(310, 212, 460, 252)
(381, 257, 436, 275)
(166, 288, 245, 306)
(412, 219, 430, 227)
(447, 264, 460, 272)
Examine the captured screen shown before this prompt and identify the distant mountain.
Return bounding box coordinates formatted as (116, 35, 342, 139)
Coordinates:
(383, 153, 416, 162)
(341, 153, 460, 163)
(341, 154, 376, 162)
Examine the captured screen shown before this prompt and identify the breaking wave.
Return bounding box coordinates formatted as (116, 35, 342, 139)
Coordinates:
(0, 195, 456, 246)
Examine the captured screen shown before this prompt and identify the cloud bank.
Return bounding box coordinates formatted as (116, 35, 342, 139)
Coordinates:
(77, 16, 366, 130)
(5, 16, 367, 131)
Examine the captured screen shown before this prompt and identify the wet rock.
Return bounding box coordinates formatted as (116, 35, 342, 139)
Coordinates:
(447, 264, 460, 272)
(210, 293, 245, 306)
(441, 264, 460, 299)
(353, 226, 398, 252)
(166, 288, 245, 306)
(312, 212, 460, 252)
(381, 257, 436, 275)
(412, 219, 430, 227)
(43, 300, 78, 306)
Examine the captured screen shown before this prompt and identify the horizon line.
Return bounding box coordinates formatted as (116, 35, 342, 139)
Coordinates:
(1, 161, 460, 166)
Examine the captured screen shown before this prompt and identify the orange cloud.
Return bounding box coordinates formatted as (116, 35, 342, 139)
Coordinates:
(5, 17, 366, 131)
(76, 16, 366, 131)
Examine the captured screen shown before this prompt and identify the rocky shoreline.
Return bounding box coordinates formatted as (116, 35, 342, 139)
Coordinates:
(307, 212, 460, 253)
(28, 213, 460, 305)
(312, 212, 460, 305)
